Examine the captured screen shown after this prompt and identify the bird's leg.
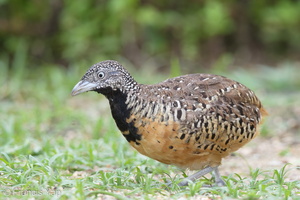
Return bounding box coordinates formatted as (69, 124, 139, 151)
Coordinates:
(176, 166, 226, 187)
(212, 167, 226, 186)
(177, 166, 215, 186)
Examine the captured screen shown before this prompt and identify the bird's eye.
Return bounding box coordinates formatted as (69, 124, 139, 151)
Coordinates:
(98, 72, 105, 78)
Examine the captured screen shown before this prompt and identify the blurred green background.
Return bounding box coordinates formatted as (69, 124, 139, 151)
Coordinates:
(1, 0, 300, 71)
(0, 1, 300, 198)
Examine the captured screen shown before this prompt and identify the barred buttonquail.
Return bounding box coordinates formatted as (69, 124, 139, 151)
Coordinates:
(72, 60, 267, 186)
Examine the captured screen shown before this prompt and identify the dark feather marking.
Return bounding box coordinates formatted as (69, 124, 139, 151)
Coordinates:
(104, 89, 142, 143)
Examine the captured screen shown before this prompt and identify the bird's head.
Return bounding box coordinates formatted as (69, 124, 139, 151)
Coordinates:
(71, 60, 135, 96)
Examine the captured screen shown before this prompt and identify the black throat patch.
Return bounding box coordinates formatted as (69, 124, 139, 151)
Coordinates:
(97, 88, 142, 143)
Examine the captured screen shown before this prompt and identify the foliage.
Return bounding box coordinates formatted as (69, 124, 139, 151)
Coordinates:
(1, 0, 300, 69)
(1, 2, 300, 198)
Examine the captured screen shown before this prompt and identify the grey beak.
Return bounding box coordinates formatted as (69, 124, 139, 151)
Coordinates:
(71, 80, 98, 96)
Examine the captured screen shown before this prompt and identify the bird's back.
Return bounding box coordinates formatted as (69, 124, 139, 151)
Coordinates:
(123, 73, 267, 170)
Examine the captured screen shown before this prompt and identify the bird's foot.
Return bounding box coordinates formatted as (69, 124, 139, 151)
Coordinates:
(214, 178, 226, 187)
(167, 166, 226, 187)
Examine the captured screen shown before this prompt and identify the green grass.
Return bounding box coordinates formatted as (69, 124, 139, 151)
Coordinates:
(0, 55, 300, 199)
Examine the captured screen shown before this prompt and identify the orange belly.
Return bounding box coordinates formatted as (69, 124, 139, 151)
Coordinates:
(124, 118, 225, 170)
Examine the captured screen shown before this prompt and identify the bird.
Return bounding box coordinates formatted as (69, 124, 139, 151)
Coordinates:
(71, 60, 267, 186)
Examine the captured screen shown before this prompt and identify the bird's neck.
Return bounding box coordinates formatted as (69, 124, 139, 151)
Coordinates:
(104, 84, 142, 143)
(106, 89, 131, 131)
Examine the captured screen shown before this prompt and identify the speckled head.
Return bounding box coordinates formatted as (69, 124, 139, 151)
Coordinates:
(71, 60, 136, 96)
